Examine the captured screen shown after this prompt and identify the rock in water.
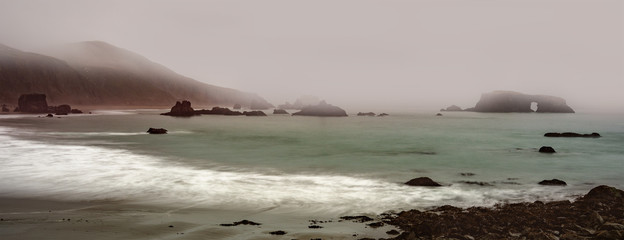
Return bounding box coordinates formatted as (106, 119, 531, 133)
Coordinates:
(539, 146, 556, 153)
(17, 93, 49, 113)
(436, 113, 443, 116)
(54, 104, 72, 115)
(538, 179, 567, 186)
(442, 105, 463, 111)
(471, 91, 575, 113)
(357, 112, 376, 116)
(292, 101, 347, 117)
(243, 111, 267, 116)
(273, 109, 289, 114)
(544, 132, 601, 138)
(147, 128, 167, 134)
(161, 100, 196, 116)
(405, 177, 442, 187)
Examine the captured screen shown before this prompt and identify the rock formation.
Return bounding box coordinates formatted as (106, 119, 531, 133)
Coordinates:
(378, 113, 389, 117)
(404, 177, 442, 187)
(539, 179, 567, 186)
(545, 132, 601, 138)
(195, 106, 243, 115)
(273, 109, 289, 114)
(471, 91, 575, 113)
(357, 112, 376, 116)
(17, 93, 49, 113)
(161, 100, 196, 116)
(441, 105, 462, 111)
(53, 104, 72, 115)
(539, 146, 556, 153)
(147, 128, 168, 134)
(292, 101, 348, 117)
(243, 111, 267, 116)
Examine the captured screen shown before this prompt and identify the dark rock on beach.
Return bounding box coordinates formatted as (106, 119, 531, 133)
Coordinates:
(539, 179, 567, 186)
(539, 146, 556, 153)
(220, 220, 261, 226)
(161, 100, 196, 116)
(273, 109, 288, 114)
(147, 128, 167, 134)
(292, 101, 348, 117)
(545, 132, 601, 138)
(405, 177, 442, 187)
(387, 185, 624, 240)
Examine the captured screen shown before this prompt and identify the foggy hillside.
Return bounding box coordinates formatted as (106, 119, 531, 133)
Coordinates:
(0, 41, 273, 108)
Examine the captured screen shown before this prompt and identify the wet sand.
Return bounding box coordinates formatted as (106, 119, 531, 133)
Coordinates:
(0, 198, 396, 240)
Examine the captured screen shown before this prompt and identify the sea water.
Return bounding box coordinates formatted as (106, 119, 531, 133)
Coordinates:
(0, 110, 622, 216)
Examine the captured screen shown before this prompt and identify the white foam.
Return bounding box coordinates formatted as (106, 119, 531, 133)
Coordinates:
(0, 126, 580, 215)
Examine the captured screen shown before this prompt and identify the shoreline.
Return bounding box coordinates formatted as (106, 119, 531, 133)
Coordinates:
(1, 185, 622, 239)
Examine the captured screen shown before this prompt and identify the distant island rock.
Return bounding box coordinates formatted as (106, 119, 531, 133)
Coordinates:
(545, 132, 601, 138)
(441, 105, 463, 111)
(292, 101, 348, 117)
(357, 112, 376, 116)
(471, 91, 575, 113)
(273, 109, 289, 114)
(161, 100, 196, 116)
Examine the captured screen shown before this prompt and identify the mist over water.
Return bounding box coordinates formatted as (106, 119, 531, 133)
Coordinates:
(1, 111, 622, 216)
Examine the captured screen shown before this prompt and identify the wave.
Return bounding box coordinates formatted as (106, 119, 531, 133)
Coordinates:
(0, 126, 583, 216)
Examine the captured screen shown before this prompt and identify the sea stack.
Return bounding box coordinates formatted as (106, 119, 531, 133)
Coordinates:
(17, 93, 49, 113)
(161, 100, 196, 116)
(470, 91, 575, 113)
(292, 101, 348, 117)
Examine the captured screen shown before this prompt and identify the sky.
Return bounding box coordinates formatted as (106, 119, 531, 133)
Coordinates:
(0, 0, 622, 111)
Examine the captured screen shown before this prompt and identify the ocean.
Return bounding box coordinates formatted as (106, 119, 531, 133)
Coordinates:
(1, 110, 623, 217)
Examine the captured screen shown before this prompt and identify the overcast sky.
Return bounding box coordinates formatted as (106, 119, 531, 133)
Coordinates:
(1, 0, 622, 111)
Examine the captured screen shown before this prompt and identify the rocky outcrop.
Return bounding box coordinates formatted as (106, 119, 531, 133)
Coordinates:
(441, 105, 462, 111)
(147, 128, 168, 134)
(273, 109, 289, 114)
(17, 93, 49, 113)
(243, 111, 267, 116)
(545, 132, 601, 138)
(539, 146, 556, 153)
(404, 177, 442, 187)
(196, 107, 243, 115)
(471, 91, 575, 113)
(161, 100, 196, 116)
(539, 179, 567, 186)
(292, 101, 347, 117)
(387, 185, 624, 240)
(357, 112, 376, 116)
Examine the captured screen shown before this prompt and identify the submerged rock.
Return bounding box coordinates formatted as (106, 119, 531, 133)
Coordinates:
(405, 177, 442, 187)
(538, 179, 567, 186)
(147, 128, 167, 134)
(545, 132, 601, 138)
(539, 146, 556, 153)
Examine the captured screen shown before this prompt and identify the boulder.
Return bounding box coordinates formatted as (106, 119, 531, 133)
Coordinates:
(161, 100, 196, 116)
(470, 91, 574, 113)
(405, 177, 442, 187)
(292, 101, 347, 117)
(539, 146, 556, 153)
(46, 113, 54, 118)
(544, 132, 601, 138)
(273, 109, 289, 114)
(538, 179, 567, 186)
(243, 111, 267, 116)
(54, 104, 72, 115)
(357, 112, 376, 116)
(147, 128, 167, 134)
(17, 93, 49, 113)
(582, 185, 624, 202)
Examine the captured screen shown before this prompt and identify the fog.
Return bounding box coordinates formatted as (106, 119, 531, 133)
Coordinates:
(1, 0, 622, 111)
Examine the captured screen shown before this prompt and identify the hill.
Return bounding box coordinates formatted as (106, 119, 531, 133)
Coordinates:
(0, 41, 272, 108)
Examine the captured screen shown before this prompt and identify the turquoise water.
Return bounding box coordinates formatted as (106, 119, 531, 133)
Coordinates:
(0, 110, 622, 215)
